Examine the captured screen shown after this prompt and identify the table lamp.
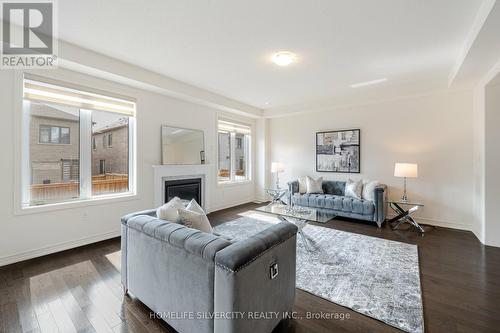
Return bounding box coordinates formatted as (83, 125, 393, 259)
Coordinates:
(271, 162, 285, 189)
(394, 163, 418, 202)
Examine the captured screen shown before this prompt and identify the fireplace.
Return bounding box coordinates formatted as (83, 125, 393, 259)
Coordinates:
(164, 178, 202, 205)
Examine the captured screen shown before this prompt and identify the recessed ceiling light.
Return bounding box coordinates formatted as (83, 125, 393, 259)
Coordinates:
(271, 51, 297, 67)
(350, 78, 388, 88)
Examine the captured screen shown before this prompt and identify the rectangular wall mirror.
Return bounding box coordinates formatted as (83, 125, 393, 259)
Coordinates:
(161, 126, 205, 165)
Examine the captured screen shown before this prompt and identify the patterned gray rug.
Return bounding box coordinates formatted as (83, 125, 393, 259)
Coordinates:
(214, 212, 424, 333)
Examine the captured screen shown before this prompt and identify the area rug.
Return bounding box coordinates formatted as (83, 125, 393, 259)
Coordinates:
(214, 212, 424, 333)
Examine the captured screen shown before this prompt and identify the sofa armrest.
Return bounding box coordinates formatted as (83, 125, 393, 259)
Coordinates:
(287, 180, 299, 205)
(214, 222, 298, 333)
(374, 185, 388, 225)
(121, 208, 157, 225)
(288, 180, 299, 195)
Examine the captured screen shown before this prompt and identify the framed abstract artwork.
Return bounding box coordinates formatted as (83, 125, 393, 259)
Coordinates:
(316, 129, 360, 173)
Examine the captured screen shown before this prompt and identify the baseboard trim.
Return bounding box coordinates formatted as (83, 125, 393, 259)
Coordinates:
(0, 230, 120, 268)
(386, 214, 471, 231)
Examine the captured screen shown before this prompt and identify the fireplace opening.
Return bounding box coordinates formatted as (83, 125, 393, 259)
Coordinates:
(164, 178, 202, 206)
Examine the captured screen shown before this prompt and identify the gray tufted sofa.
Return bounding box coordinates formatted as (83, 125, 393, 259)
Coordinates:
(288, 180, 387, 227)
(121, 209, 298, 333)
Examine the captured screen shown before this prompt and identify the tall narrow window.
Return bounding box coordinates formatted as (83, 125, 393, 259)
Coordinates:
(217, 119, 251, 183)
(23, 77, 136, 207)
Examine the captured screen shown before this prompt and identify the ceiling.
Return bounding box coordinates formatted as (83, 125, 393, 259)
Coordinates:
(58, 0, 485, 110)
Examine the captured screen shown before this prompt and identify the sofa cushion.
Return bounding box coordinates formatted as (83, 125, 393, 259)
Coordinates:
(322, 181, 345, 196)
(292, 193, 374, 215)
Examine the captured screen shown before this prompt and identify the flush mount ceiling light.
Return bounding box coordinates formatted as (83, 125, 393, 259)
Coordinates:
(271, 51, 297, 66)
(350, 78, 388, 88)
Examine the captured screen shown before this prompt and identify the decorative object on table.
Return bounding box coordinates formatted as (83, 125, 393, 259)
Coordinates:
(394, 163, 418, 202)
(387, 200, 425, 233)
(345, 179, 363, 199)
(305, 176, 323, 193)
(316, 129, 360, 173)
(214, 215, 424, 333)
(271, 162, 285, 188)
(264, 188, 288, 206)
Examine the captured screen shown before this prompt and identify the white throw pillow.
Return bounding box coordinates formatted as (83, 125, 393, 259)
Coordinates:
(306, 176, 323, 194)
(345, 179, 363, 199)
(298, 176, 308, 194)
(180, 199, 213, 233)
(178, 208, 213, 234)
(362, 180, 380, 201)
(156, 197, 184, 221)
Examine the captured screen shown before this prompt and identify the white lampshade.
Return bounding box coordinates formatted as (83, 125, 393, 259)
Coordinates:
(394, 163, 418, 178)
(271, 162, 285, 173)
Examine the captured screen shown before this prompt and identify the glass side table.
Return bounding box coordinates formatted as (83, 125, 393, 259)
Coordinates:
(264, 188, 288, 206)
(387, 200, 425, 233)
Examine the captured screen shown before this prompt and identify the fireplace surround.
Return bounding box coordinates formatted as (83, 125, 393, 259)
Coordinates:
(153, 164, 210, 210)
(164, 178, 202, 205)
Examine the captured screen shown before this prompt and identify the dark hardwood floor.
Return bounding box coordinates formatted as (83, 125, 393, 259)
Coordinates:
(1, 202, 499, 333)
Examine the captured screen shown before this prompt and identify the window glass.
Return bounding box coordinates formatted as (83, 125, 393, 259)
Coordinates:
(218, 132, 231, 182)
(91, 110, 129, 196)
(39, 125, 50, 143)
(50, 126, 60, 144)
(61, 127, 70, 144)
(235, 133, 246, 180)
(29, 102, 80, 205)
(23, 79, 135, 207)
(217, 120, 251, 183)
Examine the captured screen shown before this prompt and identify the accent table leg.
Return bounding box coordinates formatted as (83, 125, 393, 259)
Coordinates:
(389, 203, 424, 233)
(278, 216, 312, 251)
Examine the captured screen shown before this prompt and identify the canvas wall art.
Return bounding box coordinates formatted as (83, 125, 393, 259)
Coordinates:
(316, 129, 360, 173)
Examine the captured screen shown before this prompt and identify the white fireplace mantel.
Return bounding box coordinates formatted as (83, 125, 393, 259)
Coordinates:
(152, 164, 213, 209)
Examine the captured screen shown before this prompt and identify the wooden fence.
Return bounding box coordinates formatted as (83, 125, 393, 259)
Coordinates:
(30, 174, 129, 203)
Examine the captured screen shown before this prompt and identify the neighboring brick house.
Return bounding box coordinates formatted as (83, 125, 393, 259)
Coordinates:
(91, 118, 129, 176)
(30, 103, 80, 185)
(29, 103, 128, 185)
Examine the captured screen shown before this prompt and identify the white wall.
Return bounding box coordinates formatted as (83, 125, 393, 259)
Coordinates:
(471, 59, 500, 247)
(268, 91, 475, 230)
(0, 68, 255, 266)
(484, 80, 500, 247)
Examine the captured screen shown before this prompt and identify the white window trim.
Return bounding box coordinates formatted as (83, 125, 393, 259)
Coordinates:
(217, 118, 252, 185)
(13, 72, 138, 215)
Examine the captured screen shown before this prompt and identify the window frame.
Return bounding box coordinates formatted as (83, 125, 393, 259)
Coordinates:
(217, 119, 252, 185)
(15, 74, 138, 214)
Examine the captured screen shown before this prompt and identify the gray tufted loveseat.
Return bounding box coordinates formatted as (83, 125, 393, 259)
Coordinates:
(288, 180, 387, 227)
(121, 209, 298, 333)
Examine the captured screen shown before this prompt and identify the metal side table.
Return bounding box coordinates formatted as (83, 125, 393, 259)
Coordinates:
(387, 201, 425, 233)
(264, 188, 288, 206)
